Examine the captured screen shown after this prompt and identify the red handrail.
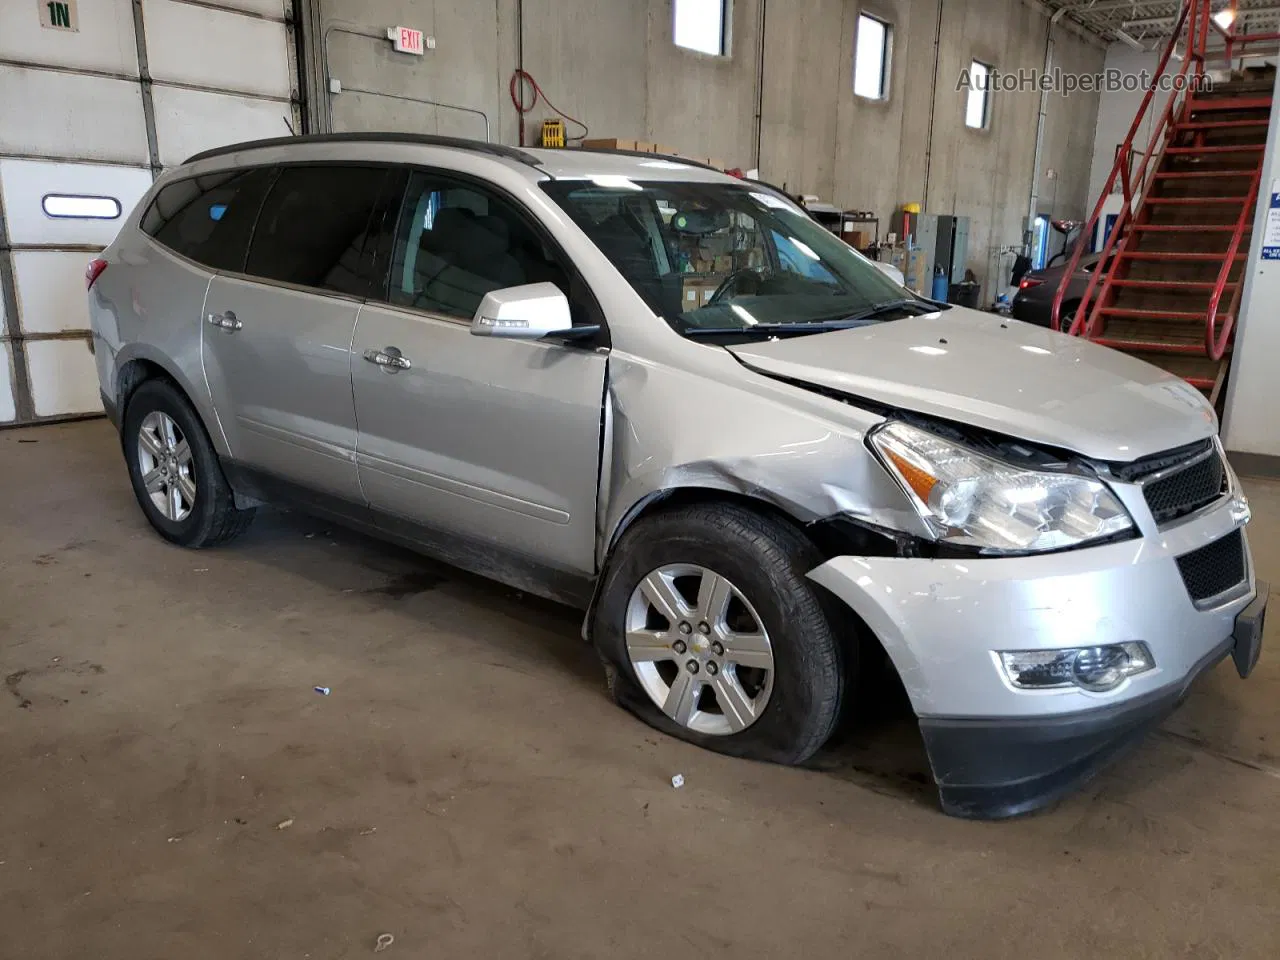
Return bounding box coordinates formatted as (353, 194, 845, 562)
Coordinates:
(1050, 0, 1199, 334)
(1207, 165, 1262, 359)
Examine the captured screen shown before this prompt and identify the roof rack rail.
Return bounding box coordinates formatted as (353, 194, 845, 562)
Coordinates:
(184, 132, 542, 168)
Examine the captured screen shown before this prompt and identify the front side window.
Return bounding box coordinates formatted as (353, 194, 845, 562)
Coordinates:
(853, 14, 891, 100)
(245, 165, 391, 297)
(674, 0, 728, 55)
(541, 179, 919, 341)
(386, 172, 577, 321)
(141, 167, 274, 271)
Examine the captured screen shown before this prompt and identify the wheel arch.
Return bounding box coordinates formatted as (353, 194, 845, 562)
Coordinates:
(584, 484, 904, 702)
(113, 345, 229, 457)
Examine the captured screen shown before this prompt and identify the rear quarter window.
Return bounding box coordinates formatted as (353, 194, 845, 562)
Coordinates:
(141, 167, 275, 271)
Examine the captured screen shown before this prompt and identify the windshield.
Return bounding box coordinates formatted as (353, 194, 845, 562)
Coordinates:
(540, 179, 920, 337)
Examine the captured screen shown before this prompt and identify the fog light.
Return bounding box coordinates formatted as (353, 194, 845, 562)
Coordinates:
(1000, 642, 1154, 692)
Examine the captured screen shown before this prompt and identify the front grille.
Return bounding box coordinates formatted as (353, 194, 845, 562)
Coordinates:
(1176, 529, 1246, 604)
(1142, 448, 1227, 523)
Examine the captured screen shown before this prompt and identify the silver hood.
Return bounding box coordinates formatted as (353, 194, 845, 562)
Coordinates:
(726, 308, 1218, 461)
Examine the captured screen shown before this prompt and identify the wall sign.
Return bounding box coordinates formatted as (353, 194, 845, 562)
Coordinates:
(1262, 180, 1280, 261)
(39, 0, 78, 31)
(388, 25, 424, 56)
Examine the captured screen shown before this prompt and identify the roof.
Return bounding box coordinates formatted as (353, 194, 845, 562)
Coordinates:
(182, 132, 739, 184)
(1038, 0, 1280, 48)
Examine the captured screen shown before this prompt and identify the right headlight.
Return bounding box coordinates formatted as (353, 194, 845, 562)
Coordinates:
(868, 421, 1134, 554)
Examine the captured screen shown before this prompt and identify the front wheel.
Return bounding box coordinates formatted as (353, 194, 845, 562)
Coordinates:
(592, 503, 846, 765)
(122, 379, 255, 548)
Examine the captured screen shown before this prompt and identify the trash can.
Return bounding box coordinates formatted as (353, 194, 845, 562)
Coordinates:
(948, 281, 980, 309)
(931, 268, 950, 303)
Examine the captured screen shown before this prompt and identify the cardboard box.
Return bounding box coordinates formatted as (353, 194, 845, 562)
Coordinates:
(650, 144, 679, 156)
(713, 254, 734, 273)
(904, 249, 929, 294)
(682, 277, 722, 309)
(581, 138, 640, 152)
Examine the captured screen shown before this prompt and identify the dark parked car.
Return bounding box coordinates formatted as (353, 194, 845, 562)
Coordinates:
(1011, 253, 1101, 328)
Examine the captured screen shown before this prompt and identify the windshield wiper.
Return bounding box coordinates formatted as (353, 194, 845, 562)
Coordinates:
(681, 319, 881, 339)
(831, 299, 939, 324)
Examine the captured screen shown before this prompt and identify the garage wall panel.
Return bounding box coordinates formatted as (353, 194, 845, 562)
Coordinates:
(12, 253, 96, 336)
(152, 86, 295, 166)
(0, 160, 148, 246)
(0, 345, 17, 424)
(206, 0, 291, 19)
(26, 339, 101, 418)
(0, 0, 139, 76)
(143, 0, 292, 100)
(0, 67, 150, 164)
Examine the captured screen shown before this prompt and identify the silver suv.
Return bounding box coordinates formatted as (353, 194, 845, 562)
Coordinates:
(89, 134, 1267, 818)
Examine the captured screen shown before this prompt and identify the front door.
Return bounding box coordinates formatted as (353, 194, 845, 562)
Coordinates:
(350, 170, 608, 583)
(202, 163, 398, 502)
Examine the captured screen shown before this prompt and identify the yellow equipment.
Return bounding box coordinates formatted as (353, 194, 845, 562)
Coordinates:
(539, 119, 566, 148)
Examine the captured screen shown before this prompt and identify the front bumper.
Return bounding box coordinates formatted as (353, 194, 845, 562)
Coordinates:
(808, 497, 1263, 817)
(923, 579, 1265, 818)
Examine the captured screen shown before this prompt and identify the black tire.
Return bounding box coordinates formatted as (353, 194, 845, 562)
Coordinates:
(122, 378, 255, 548)
(592, 502, 846, 765)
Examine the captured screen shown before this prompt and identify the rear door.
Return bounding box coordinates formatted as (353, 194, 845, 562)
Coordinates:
(201, 163, 394, 502)
(350, 169, 608, 583)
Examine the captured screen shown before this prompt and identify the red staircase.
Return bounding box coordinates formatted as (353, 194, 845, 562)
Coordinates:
(1052, 1, 1277, 406)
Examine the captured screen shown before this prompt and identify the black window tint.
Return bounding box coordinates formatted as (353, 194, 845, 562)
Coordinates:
(245, 165, 389, 296)
(386, 172, 575, 320)
(142, 167, 274, 271)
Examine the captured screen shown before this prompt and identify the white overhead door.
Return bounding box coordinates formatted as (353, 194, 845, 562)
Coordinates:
(0, 0, 299, 425)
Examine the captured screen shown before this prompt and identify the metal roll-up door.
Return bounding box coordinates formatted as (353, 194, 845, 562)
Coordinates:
(0, 0, 300, 426)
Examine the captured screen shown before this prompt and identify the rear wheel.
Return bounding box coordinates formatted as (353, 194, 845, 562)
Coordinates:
(593, 502, 845, 765)
(122, 379, 254, 547)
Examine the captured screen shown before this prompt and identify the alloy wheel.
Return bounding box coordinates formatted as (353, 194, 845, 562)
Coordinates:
(624, 563, 775, 735)
(136, 411, 196, 522)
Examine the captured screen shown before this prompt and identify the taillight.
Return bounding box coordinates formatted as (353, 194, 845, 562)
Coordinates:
(1019, 276, 1045, 291)
(85, 258, 108, 290)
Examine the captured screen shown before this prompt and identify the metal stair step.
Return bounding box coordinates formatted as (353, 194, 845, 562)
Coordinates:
(1143, 196, 1252, 205)
(1187, 97, 1273, 112)
(1096, 307, 1217, 321)
(1090, 337, 1209, 356)
(1154, 169, 1255, 179)
(1164, 144, 1265, 154)
(1117, 250, 1247, 261)
(1130, 223, 1247, 233)
(1176, 119, 1270, 130)
(1106, 279, 1236, 290)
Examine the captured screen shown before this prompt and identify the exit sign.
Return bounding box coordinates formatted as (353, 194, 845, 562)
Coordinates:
(40, 0, 79, 31)
(389, 25, 424, 56)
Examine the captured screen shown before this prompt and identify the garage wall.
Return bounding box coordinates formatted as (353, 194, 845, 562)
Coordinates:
(0, 0, 300, 426)
(315, 0, 1105, 294)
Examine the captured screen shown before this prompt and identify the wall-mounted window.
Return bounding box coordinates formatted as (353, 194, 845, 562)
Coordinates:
(674, 0, 729, 56)
(965, 60, 992, 129)
(42, 194, 121, 220)
(853, 14, 891, 100)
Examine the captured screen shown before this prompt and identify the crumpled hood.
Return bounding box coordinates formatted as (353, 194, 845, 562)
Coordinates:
(727, 307, 1218, 461)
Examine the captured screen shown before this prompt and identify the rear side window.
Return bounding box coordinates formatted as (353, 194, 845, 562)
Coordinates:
(142, 167, 274, 271)
(245, 165, 391, 297)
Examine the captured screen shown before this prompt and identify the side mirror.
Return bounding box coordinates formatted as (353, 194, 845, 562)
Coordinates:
(470, 283, 571, 339)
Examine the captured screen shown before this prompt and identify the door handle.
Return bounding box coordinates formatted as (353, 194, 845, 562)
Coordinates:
(207, 310, 242, 332)
(363, 346, 411, 373)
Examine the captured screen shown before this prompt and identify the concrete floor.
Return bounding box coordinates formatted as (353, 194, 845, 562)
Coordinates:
(2, 421, 1279, 959)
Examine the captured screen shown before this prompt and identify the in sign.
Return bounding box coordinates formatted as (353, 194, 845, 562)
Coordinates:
(390, 25, 424, 56)
(40, 0, 79, 31)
